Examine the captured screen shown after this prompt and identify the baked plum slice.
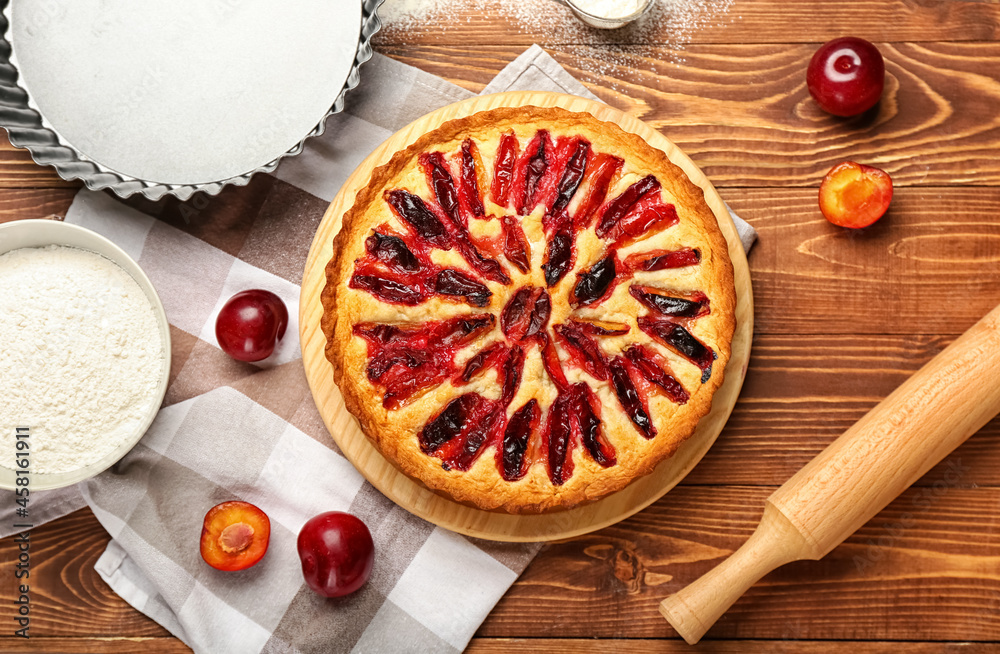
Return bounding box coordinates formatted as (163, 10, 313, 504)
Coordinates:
(386, 189, 451, 249)
(542, 218, 574, 287)
(366, 232, 421, 272)
(458, 342, 507, 383)
(355, 314, 494, 408)
(554, 322, 609, 381)
(491, 131, 519, 207)
(625, 247, 700, 272)
(624, 344, 689, 405)
(550, 139, 590, 217)
(499, 399, 540, 482)
(501, 287, 551, 344)
(567, 319, 630, 337)
(573, 152, 622, 229)
(459, 139, 487, 219)
(609, 356, 656, 439)
(501, 214, 531, 274)
(541, 334, 570, 393)
(403, 155, 512, 284)
(435, 269, 492, 307)
(574, 382, 616, 467)
(516, 130, 552, 215)
(350, 274, 426, 305)
(545, 391, 575, 486)
(543, 382, 617, 485)
(420, 152, 461, 226)
(420, 392, 504, 472)
(573, 254, 617, 307)
(596, 175, 659, 237)
(638, 316, 717, 383)
(420, 393, 478, 454)
(630, 286, 710, 319)
(596, 174, 679, 247)
(421, 347, 525, 472)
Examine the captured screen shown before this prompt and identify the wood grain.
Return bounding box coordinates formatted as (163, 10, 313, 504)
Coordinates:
(481, 486, 1000, 641)
(380, 43, 1000, 188)
(0, 638, 993, 653)
(683, 333, 1000, 488)
(2, 1, 999, 649)
(4, 483, 998, 643)
(6, 41, 1000, 190)
(0, 638, 191, 653)
(298, 90, 753, 541)
(374, 1, 1000, 47)
(0, 188, 75, 222)
(466, 640, 1000, 653)
(0, 511, 169, 639)
(731, 187, 1000, 335)
(0, 134, 81, 188)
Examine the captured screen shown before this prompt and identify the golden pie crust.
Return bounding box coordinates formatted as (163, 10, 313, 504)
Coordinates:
(321, 106, 735, 513)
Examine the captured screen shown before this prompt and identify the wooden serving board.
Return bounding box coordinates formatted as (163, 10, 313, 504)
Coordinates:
(299, 91, 753, 542)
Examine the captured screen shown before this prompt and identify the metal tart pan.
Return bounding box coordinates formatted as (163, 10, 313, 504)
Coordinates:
(0, 0, 383, 201)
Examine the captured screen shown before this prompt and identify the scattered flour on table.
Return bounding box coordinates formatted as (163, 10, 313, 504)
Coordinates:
(0, 245, 165, 474)
(379, 0, 735, 61)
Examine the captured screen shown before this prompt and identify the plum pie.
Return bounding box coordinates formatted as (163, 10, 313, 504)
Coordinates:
(321, 105, 735, 513)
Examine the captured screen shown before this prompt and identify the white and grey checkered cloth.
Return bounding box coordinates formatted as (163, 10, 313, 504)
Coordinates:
(1, 45, 756, 653)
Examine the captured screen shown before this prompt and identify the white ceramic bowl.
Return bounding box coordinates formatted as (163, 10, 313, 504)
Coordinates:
(0, 219, 170, 491)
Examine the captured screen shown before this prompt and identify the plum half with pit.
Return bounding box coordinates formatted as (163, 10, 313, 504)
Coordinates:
(807, 37, 885, 117)
(819, 161, 893, 228)
(200, 501, 271, 571)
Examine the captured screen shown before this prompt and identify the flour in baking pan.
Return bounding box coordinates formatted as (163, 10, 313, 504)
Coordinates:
(0, 246, 165, 474)
(6, 0, 361, 185)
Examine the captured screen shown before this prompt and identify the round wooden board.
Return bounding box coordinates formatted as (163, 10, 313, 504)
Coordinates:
(299, 91, 753, 542)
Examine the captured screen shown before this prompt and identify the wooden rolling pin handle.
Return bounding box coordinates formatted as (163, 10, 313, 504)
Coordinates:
(659, 503, 818, 645)
(660, 301, 1000, 645)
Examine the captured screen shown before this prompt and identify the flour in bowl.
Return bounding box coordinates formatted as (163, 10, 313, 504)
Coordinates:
(0, 245, 165, 474)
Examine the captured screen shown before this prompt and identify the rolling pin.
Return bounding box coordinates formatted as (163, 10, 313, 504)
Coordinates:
(660, 301, 1000, 645)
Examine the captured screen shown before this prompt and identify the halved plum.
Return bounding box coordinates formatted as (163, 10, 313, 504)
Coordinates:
(200, 501, 270, 572)
(819, 161, 893, 229)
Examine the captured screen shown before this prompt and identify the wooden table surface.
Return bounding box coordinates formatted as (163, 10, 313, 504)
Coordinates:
(3, 1, 1000, 651)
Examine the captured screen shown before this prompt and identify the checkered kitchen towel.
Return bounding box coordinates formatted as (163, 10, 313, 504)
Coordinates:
(3, 45, 756, 653)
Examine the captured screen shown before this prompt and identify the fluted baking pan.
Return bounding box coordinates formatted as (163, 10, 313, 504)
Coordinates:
(0, 0, 383, 201)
